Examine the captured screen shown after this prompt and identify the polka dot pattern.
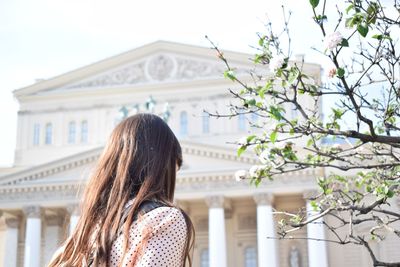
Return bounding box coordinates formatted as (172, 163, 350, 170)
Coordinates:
(109, 207, 187, 267)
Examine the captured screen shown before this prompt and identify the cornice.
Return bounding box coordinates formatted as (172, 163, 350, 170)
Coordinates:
(0, 169, 318, 207)
(0, 147, 102, 186)
(0, 142, 257, 186)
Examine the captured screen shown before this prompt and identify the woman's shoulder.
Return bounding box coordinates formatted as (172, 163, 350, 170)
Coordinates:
(143, 206, 185, 221)
(138, 205, 187, 232)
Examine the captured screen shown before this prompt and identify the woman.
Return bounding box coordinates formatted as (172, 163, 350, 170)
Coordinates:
(48, 113, 194, 267)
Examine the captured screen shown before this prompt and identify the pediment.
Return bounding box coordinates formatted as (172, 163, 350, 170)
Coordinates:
(0, 141, 256, 187)
(14, 41, 254, 98)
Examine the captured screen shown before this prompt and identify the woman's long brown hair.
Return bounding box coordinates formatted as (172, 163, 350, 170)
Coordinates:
(48, 113, 194, 266)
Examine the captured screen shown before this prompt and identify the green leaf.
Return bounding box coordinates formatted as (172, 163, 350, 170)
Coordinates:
(307, 139, 314, 147)
(247, 98, 256, 106)
(270, 131, 278, 143)
(246, 135, 257, 143)
(288, 68, 300, 84)
(336, 68, 345, 78)
(237, 145, 247, 157)
(387, 190, 395, 198)
(255, 177, 262, 187)
(309, 0, 319, 8)
(224, 70, 236, 81)
(340, 39, 349, 47)
(345, 4, 354, 14)
(357, 24, 369, 37)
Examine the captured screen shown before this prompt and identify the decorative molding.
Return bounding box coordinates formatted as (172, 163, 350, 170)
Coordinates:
(146, 54, 175, 81)
(253, 193, 274, 206)
(4, 217, 20, 228)
(205, 195, 224, 208)
(0, 183, 81, 204)
(56, 53, 247, 91)
(22, 205, 42, 218)
(63, 62, 147, 89)
(0, 142, 260, 187)
(0, 169, 317, 205)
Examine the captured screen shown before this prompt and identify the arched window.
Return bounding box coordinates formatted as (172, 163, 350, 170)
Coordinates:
(45, 123, 52, 145)
(180, 111, 188, 137)
(244, 246, 257, 267)
(238, 112, 246, 131)
(68, 121, 76, 144)
(81, 121, 88, 143)
(202, 111, 210, 134)
(33, 123, 40, 145)
(200, 248, 209, 267)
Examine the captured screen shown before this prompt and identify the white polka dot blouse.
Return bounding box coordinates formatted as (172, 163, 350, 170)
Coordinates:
(109, 205, 188, 267)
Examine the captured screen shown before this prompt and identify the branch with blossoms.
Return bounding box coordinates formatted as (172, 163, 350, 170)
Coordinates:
(207, 0, 400, 265)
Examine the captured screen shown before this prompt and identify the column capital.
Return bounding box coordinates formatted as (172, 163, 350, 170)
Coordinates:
(205, 195, 224, 208)
(66, 203, 80, 216)
(22, 206, 41, 219)
(253, 192, 274, 206)
(5, 217, 20, 228)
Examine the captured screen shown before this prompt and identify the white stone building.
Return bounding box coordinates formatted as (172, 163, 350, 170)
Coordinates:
(0, 41, 398, 267)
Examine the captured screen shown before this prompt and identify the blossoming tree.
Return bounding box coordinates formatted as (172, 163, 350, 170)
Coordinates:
(208, 0, 400, 265)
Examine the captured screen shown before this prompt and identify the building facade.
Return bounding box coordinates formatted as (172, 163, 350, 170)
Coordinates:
(0, 41, 398, 267)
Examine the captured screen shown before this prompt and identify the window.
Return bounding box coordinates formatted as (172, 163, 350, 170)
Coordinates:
(68, 121, 76, 144)
(238, 113, 246, 131)
(202, 111, 210, 134)
(81, 121, 88, 143)
(45, 123, 52, 145)
(33, 123, 40, 145)
(251, 112, 258, 124)
(244, 246, 257, 267)
(180, 111, 188, 137)
(200, 248, 209, 267)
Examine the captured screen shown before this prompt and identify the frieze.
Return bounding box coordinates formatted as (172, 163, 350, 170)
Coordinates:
(58, 54, 250, 90)
(0, 145, 257, 187)
(65, 62, 147, 89)
(0, 170, 317, 205)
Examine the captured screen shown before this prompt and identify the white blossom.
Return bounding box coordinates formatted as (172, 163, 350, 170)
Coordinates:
(259, 149, 271, 164)
(269, 55, 286, 72)
(249, 165, 264, 177)
(324, 31, 343, 50)
(235, 169, 247, 181)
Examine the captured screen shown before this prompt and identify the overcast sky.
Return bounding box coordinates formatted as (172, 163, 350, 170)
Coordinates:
(0, 0, 330, 166)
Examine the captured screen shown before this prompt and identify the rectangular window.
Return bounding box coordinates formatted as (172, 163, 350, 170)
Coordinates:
(68, 121, 76, 144)
(33, 123, 40, 145)
(202, 112, 210, 134)
(45, 123, 52, 145)
(81, 121, 88, 143)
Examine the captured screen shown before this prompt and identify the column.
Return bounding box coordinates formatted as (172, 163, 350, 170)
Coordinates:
(304, 191, 328, 267)
(206, 195, 227, 267)
(254, 193, 278, 267)
(67, 204, 80, 236)
(2, 217, 20, 267)
(23, 206, 42, 267)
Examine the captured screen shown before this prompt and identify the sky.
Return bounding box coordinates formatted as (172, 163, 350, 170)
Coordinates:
(0, 0, 330, 166)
